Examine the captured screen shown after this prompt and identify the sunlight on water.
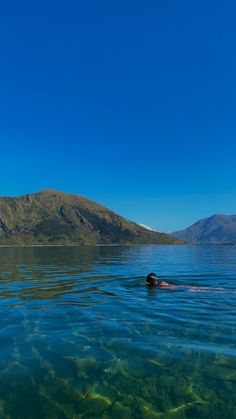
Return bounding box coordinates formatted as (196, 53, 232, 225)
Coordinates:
(0, 245, 236, 418)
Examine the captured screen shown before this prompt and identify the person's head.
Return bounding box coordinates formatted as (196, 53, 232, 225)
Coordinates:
(146, 273, 158, 286)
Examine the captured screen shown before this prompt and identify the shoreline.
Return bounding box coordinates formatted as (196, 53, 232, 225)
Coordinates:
(0, 243, 186, 248)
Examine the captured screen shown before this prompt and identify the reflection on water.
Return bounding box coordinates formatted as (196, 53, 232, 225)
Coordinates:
(0, 245, 236, 418)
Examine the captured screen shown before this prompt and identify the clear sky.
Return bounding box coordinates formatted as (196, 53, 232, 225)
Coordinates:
(0, 0, 236, 232)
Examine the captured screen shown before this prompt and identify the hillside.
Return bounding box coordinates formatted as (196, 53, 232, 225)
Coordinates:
(0, 190, 180, 245)
(173, 214, 236, 244)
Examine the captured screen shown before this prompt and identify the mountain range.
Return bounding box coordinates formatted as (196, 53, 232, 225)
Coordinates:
(173, 214, 236, 244)
(0, 190, 180, 245)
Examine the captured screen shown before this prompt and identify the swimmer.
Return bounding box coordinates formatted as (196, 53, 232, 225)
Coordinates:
(146, 273, 170, 287)
(145, 272, 223, 292)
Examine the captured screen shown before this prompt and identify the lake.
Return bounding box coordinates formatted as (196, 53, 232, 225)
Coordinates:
(0, 245, 236, 418)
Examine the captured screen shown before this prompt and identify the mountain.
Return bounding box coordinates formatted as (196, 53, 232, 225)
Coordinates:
(173, 214, 236, 244)
(0, 190, 180, 245)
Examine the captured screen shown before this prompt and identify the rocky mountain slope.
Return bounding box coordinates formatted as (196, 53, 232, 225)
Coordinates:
(0, 190, 180, 245)
(173, 214, 236, 244)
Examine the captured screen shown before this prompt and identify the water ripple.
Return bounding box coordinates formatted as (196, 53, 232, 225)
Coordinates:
(0, 245, 236, 418)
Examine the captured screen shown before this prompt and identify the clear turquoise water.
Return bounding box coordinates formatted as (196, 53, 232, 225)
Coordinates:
(0, 245, 236, 418)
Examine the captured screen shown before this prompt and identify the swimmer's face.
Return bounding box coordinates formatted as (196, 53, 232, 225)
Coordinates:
(146, 274, 158, 286)
(150, 278, 158, 285)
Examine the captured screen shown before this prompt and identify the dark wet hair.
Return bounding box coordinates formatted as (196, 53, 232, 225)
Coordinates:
(146, 272, 158, 285)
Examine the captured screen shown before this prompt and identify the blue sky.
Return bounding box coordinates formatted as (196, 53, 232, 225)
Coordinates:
(0, 0, 236, 231)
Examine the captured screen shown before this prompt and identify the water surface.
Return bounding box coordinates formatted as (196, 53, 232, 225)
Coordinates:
(0, 245, 236, 418)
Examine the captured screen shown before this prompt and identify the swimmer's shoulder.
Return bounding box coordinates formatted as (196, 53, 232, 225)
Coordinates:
(158, 281, 170, 287)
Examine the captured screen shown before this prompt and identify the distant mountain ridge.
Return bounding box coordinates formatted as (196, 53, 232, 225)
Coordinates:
(0, 190, 180, 245)
(173, 214, 236, 244)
